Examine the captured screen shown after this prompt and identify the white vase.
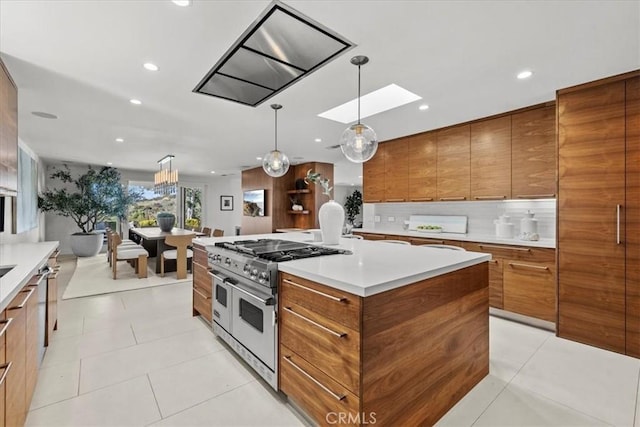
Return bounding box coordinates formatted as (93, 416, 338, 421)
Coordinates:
(318, 200, 345, 245)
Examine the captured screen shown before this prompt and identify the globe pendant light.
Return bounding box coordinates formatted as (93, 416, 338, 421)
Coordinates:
(340, 55, 378, 163)
(262, 104, 290, 177)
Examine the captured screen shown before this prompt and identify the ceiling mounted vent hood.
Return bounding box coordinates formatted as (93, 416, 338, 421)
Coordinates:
(193, 0, 354, 107)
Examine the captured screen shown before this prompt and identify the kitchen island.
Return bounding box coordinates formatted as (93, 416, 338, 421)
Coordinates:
(193, 233, 490, 426)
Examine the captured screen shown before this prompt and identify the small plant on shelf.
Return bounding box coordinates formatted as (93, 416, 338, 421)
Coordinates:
(305, 169, 332, 197)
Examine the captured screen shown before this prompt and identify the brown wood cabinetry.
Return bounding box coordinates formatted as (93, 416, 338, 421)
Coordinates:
(557, 71, 640, 356)
(503, 260, 556, 322)
(352, 232, 385, 241)
(408, 132, 437, 201)
(192, 245, 212, 323)
(0, 58, 18, 195)
(25, 283, 39, 410)
(384, 138, 409, 202)
(471, 116, 511, 200)
(437, 124, 470, 201)
(279, 265, 488, 426)
(5, 288, 33, 427)
(0, 318, 10, 427)
(362, 144, 386, 203)
(511, 105, 556, 198)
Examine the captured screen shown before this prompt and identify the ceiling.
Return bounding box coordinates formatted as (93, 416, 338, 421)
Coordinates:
(1, 1, 638, 185)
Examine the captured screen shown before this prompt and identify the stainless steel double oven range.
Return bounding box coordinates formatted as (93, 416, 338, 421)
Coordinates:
(206, 239, 350, 390)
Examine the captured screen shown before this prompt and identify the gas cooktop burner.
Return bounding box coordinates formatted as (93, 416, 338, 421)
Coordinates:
(213, 239, 350, 261)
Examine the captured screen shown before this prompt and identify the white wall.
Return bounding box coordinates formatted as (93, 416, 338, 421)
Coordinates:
(202, 175, 243, 237)
(334, 185, 363, 226)
(0, 139, 46, 245)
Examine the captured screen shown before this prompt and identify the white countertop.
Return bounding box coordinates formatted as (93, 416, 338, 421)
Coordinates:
(355, 228, 556, 249)
(194, 232, 491, 297)
(0, 241, 59, 311)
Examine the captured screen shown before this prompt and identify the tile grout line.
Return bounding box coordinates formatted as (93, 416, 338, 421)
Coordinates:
(145, 374, 164, 422)
(634, 365, 640, 427)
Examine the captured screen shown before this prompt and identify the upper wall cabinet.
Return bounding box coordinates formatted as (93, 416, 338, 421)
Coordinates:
(384, 138, 409, 202)
(0, 58, 18, 195)
(511, 105, 556, 198)
(408, 132, 437, 202)
(363, 143, 386, 203)
(437, 124, 470, 201)
(471, 116, 511, 200)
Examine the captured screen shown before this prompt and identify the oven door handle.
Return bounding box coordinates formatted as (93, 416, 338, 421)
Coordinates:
(227, 282, 274, 306)
(208, 271, 227, 283)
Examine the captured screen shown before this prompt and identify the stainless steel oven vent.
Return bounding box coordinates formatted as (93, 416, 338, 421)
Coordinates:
(193, 0, 354, 107)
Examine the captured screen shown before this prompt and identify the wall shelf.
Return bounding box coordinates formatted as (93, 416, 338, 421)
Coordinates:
(288, 210, 310, 215)
(287, 189, 311, 194)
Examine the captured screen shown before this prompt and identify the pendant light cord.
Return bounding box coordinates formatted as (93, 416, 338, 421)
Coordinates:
(274, 108, 278, 151)
(357, 64, 361, 125)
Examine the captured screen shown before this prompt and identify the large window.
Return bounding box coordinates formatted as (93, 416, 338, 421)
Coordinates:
(182, 186, 203, 230)
(127, 182, 176, 227)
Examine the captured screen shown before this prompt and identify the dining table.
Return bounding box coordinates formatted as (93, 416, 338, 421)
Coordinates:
(129, 227, 204, 276)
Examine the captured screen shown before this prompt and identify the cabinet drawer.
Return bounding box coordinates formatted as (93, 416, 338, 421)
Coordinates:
(193, 287, 212, 322)
(465, 243, 554, 263)
(193, 262, 212, 297)
(488, 258, 504, 309)
(280, 345, 360, 427)
(280, 273, 361, 331)
(280, 302, 360, 395)
(353, 232, 385, 241)
(503, 261, 556, 322)
(193, 246, 208, 266)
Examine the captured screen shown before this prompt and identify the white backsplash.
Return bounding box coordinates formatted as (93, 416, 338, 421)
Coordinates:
(362, 199, 556, 240)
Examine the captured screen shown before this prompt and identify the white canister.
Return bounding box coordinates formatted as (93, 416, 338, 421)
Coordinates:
(520, 210, 539, 241)
(494, 214, 514, 239)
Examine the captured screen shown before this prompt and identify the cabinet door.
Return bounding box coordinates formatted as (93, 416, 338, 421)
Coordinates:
(25, 285, 39, 408)
(363, 144, 386, 203)
(511, 106, 556, 198)
(5, 289, 31, 427)
(626, 76, 640, 358)
(557, 81, 626, 353)
(192, 261, 212, 323)
(471, 116, 511, 200)
(0, 60, 17, 193)
(384, 138, 409, 202)
(503, 261, 555, 322)
(437, 124, 470, 201)
(1, 318, 9, 427)
(408, 132, 437, 202)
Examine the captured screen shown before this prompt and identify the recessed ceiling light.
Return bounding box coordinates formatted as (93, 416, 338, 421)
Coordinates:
(318, 84, 422, 124)
(256, 157, 262, 161)
(107, 162, 113, 166)
(172, 0, 191, 6)
(419, 104, 429, 111)
(210, 171, 216, 174)
(517, 70, 533, 80)
(143, 63, 159, 71)
(31, 111, 58, 119)
(129, 99, 142, 105)
(314, 138, 322, 143)
(115, 138, 124, 143)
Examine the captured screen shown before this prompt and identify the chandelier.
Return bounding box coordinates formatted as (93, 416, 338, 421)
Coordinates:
(154, 155, 178, 195)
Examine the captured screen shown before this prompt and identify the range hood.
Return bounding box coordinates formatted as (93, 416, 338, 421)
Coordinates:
(193, 0, 354, 107)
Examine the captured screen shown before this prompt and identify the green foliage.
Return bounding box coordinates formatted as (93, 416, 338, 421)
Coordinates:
(38, 165, 141, 233)
(344, 190, 362, 224)
(185, 218, 200, 229)
(305, 169, 332, 197)
(138, 219, 157, 227)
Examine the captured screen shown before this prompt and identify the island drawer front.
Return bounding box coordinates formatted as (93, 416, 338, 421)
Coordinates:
(192, 287, 212, 323)
(463, 243, 555, 263)
(192, 262, 212, 298)
(193, 247, 208, 266)
(280, 301, 360, 395)
(280, 273, 361, 331)
(280, 345, 361, 426)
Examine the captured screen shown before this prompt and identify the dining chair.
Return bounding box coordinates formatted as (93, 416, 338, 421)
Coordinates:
(111, 234, 149, 279)
(418, 244, 466, 251)
(106, 231, 139, 266)
(201, 227, 212, 237)
(379, 239, 411, 245)
(160, 234, 195, 279)
(212, 229, 224, 237)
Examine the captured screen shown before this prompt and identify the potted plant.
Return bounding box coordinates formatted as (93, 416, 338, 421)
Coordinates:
(39, 165, 140, 257)
(344, 189, 362, 233)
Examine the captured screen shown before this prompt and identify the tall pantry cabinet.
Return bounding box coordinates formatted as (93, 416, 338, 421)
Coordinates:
(557, 71, 639, 357)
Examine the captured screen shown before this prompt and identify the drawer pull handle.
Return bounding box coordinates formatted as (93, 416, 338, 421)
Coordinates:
(478, 244, 531, 252)
(411, 197, 433, 201)
(283, 356, 345, 401)
(616, 204, 621, 245)
(193, 287, 211, 300)
(439, 197, 466, 201)
(0, 362, 12, 386)
(8, 288, 35, 310)
(418, 240, 445, 245)
(515, 194, 555, 199)
(474, 196, 506, 200)
(0, 318, 13, 338)
(385, 198, 405, 202)
(283, 307, 346, 338)
(283, 279, 346, 303)
(365, 199, 382, 203)
(508, 262, 549, 271)
(489, 260, 499, 264)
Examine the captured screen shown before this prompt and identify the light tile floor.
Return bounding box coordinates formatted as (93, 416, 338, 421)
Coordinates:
(26, 258, 640, 427)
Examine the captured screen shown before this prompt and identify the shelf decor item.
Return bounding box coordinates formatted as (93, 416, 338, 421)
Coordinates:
(340, 55, 378, 163)
(156, 212, 176, 232)
(305, 169, 344, 244)
(262, 104, 290, 177)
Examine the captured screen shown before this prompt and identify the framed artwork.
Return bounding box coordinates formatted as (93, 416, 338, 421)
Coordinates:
(220, 195, 234, 211)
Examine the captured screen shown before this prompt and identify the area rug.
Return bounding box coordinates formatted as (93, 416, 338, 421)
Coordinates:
(62, 254, 191, 300)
